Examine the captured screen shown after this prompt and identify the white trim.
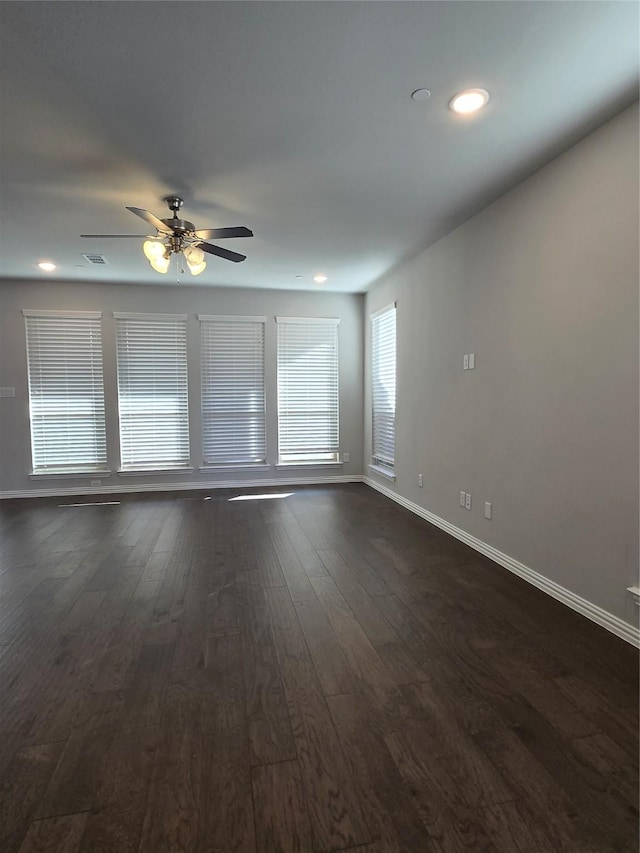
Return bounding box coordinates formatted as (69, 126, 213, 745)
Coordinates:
(199, 464, 271, 472)
(113, 312, 188, 321)
(275, 316, 340, 325)
(30, 470, 112, 480)
(22, 309, 102, 319)
(275, 462, 342, 470)
(368, 463, 396, 481)
(118, 467, 195, 476)
(363, 477, 640, 649)
(369, 301, 397, 320)
(627, 586, 640, 606)
(0, 474, 363, 500)
(198, 314, 267, 323)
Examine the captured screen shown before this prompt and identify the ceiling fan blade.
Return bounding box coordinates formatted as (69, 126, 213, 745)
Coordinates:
(194, 227, 253, 240)
(81, 234, 154, 238)
(126, 206, 170, 232)
(197, 242, 247, 263)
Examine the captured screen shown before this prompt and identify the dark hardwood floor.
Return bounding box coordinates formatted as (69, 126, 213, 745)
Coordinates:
(0, 484, 637, 852)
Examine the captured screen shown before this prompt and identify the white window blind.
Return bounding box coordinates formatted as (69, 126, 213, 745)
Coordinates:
(371, 304, 396, 473)
(23, 310, 107, 473)
(199, 315, 266, 466)
(115, 313, 190, 470)
(276, 317, 339, 463)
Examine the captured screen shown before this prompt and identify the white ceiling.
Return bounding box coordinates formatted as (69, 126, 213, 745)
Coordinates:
(0, 1, 638, 293)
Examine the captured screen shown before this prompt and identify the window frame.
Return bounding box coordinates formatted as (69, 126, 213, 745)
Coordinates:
(114, 312, 191, 473)
(370, 302, 397, 480)
(23, 309, 109, 477)
(276, 316, 341, 467)
(199, 314, 267, 469)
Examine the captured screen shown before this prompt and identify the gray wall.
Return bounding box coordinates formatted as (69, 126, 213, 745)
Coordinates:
(365, 103, 639, 626)
(0, 282, 364, 493)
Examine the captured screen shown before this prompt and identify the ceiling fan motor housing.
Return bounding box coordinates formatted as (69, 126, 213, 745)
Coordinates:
(161, 218, 196, 235)
(162, 197, 194, 238)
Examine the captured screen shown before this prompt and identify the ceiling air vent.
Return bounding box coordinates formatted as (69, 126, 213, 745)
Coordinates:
(82, 253, 109, 265)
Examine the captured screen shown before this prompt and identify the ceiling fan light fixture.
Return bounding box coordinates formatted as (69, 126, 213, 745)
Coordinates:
(149, 253, 170, 274)
(187, 260, 207, 276)
(184, 245, 207, 275)
(184, 245, 204, 265)
(143, 239, 165, 261)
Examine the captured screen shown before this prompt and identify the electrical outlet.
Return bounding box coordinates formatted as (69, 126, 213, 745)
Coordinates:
(459, 490, 466, 507)
(90, 480, 101, 487)
(463, 354, 469, 370)
(343, 452, 350, 463)
(418, 473, 423, 488)
(484, 501, 492, 519)
(465, 493, 472, 510)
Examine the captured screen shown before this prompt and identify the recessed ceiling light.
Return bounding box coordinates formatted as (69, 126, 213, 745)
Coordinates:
(411, 88, 431, 102)
(37, 261, 56, 271)
(313, 274, 328, 284)
(449, 88, 490, 115)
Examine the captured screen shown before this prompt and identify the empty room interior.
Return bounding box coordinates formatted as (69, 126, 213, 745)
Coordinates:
(0, 2, 638, 852)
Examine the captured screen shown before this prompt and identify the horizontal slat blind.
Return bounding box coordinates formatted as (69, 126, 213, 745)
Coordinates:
(277, 318, 339, 463)
(24, 312, 107, 472)
(371, 304, 396, 472)
(116, 314, 190, 469)
(200, 317, 266, 465)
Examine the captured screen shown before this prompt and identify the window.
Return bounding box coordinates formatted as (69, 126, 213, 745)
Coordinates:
(23, 310, 107, 474)
(200, 315, 266, 466)
(276, 317, 340, 464)
(115, 313, 190, 471)
(371, 303, 396, 477)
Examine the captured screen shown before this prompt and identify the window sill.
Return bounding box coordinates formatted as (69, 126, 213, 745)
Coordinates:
(200, 464, 271, 472)
(30, 470, 112, 480)
(275, 462, 342, 470)
(368, 464, 396, 481)
(118, 467, 194, 476)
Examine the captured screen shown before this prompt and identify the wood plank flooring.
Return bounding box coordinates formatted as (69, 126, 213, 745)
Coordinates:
(0, 484, 637, 852)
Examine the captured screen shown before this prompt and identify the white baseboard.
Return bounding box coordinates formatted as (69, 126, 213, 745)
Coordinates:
(0, 474, 364, 500)
(364, 477, 639, 649)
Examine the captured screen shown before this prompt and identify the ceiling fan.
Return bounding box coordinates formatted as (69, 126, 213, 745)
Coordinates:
(81, 196, 253, 275)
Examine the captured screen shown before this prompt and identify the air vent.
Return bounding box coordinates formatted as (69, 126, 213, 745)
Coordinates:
(82, 253, 108, 265)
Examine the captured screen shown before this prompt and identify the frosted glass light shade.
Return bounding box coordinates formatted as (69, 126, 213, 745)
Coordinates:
(149, 254, 170, 273)
(143, 240, 165, 261)
(184, 245, 206, 275)
(184, 246, 204, 263)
